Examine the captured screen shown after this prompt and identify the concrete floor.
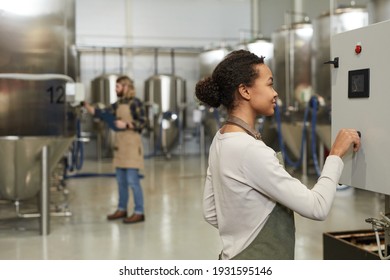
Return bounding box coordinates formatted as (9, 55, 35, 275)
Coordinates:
(0, 154, 386, 260)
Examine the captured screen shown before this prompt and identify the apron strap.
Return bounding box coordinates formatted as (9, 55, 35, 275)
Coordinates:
(225, 116, 261, 140)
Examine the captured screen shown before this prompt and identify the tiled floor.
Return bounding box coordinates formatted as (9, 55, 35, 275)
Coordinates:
(0, 153, 386, 260)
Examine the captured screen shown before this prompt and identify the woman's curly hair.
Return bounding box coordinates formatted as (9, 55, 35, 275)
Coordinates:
(195, 50, 264, 111)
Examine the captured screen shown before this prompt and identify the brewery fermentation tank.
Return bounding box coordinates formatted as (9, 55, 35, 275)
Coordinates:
(0, 136, 73, 201)
(272, 21, 313, 160)
(312, 6, 368, 149)
(0, 0, 77, 202)
(313, 6, 368, 122)
(272, 21, 313, 113)
(88, 73, 120, 158)
(237, 38, 274, 65)
(91, 74, 119, 106)
(198, 47, 231, 139)
(199, 47, 230, 79)
(144, 74, 186, 154)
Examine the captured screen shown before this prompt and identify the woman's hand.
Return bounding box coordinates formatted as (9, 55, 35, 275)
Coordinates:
(329, 129, 361, 158)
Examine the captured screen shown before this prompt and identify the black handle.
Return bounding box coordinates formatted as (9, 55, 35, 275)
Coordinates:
(354, 130, 361, 150)
(324, 57, 339, 68)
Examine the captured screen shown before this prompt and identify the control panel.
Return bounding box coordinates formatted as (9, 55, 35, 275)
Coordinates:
(331, 20, 390, 195)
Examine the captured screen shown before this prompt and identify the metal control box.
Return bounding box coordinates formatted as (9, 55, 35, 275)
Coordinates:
(331, 20, 390, 196)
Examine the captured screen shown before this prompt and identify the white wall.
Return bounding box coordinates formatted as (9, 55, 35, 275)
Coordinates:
(76, 0, 128, 46)
(130, 0, 251, 47)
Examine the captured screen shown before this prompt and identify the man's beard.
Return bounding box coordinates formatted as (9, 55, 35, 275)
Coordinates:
(116, 91, 123, 98)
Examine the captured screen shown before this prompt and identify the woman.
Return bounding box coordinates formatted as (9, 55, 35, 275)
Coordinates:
(195, 50, 360, 260)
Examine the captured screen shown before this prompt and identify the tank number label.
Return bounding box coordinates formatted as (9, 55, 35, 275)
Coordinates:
(47, 85, 65, 104)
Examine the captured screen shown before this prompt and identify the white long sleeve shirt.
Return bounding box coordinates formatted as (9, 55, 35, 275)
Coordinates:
(203, 131, 344, 259)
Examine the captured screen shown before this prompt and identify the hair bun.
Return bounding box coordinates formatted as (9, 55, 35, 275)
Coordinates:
(195, 77, 221, 108)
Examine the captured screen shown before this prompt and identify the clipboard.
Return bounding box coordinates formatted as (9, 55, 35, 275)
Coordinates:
(94, 109, 125, 131)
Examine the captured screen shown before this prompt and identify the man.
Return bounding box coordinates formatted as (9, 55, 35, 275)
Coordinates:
(84, 75, 146, 224)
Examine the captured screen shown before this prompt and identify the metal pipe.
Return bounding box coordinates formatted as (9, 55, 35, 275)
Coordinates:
(102, 47, 106, 74)
(302, 130, 307, 179)
(154, 48, 158, 75)
(40, 145, 50, 236)
(76, 47, 81, 82)
(288, 29, 294, 109)
(171, 48, 175, 75)
(119, 48, 124, 74)
(294, 0, 304, 19)
(15, 201, 39, 218)
(251, 0, 259, 39)
(63, 6, 68, 76)
(330, 0, 336, 52)
(285, 27, 291, 109)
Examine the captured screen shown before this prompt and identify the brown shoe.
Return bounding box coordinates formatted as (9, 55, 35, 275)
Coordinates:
(107, 210, 127, 220)
(123, 213, 145, 224)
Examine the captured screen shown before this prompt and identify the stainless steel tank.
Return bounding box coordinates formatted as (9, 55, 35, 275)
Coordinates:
(0, 79, 75, 137)
(88, 73, 120, 158)
(91, 74, 120, 106)
(272, 21, 313, 162)
(0, 0, 76, 201)
(144, 74, 186, 154)
(199, 47, 230, 79)
(0, 136, 73, 200)
(237, 38, 274, 66)
(272, 21, 313, 113)
(313, 6, 368, 119)
(312, 6, 368, 149)
(198, 47, 230, 139)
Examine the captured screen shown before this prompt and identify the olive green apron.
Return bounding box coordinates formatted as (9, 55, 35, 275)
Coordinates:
(113, 102, 144, 169)
(231, 203, 295, 260)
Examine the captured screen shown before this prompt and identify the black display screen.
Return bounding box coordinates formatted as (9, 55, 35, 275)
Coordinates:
(348, 68, 370, 98)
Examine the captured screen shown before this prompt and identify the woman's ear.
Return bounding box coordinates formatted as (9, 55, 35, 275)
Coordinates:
(238, 84, 250, 101)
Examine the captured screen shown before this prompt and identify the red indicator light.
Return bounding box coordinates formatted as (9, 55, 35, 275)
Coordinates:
(355, 44, 362, 54)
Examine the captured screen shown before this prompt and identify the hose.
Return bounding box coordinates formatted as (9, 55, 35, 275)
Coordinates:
(374, 229, 390, 260)
(275, 102, 309, 169)
(66, 118, 84, 173)
(366, 215, 390, 260)
(65, 172, 116, 179)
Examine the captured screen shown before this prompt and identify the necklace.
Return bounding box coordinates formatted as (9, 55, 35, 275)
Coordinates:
(225, 115, 261, 140)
